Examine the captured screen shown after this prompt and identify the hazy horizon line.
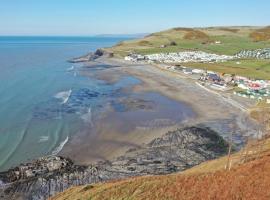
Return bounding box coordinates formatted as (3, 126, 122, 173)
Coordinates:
(0, 34, 147, 37)
(1, 25, 269, 37)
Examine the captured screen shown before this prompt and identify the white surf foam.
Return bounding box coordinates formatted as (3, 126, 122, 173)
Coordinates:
(38, 136, 49, 143)
(66, 66, 74, 71)
(81, 107, 93, 126)
(52, 136, 69, 155)
(54, 89, 72, 104)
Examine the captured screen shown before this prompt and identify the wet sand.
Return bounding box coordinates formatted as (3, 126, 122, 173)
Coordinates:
(60, 57, 259, 165)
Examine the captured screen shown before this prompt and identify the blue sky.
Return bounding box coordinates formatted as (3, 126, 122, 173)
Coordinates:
(0, 0, 269, 36)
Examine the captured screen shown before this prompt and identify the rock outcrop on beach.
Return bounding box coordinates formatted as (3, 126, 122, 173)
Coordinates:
(52, 146, 270, 200)
(68, 49, 113, 63)
(0, 126, 229, 200)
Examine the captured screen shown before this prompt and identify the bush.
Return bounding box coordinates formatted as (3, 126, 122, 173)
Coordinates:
(170, 41, 177, 46)
(250, 27, 270, 42)
(183, 30, 209, 40)
(138, 40, 151, 46)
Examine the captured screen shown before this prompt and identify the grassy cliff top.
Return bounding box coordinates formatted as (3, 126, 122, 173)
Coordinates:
(108, 26, 270, 57)
(52, 137, 270, 200)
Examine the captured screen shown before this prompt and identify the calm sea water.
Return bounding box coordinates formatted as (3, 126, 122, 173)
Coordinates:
(0, 36, 135, 171)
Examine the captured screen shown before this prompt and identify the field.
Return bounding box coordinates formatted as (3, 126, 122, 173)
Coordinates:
(107, 26, 270, 80)
(185, 59, 270, 79)
(109, 26, 270, 56)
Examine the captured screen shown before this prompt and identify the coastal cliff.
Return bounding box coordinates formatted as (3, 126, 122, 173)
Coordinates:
(0, 126, 229, 200)
(68, 49, 114, 63)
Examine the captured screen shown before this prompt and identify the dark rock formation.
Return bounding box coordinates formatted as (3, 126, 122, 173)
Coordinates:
(68, 49, 114, 63)
(0, 126, 229, 200)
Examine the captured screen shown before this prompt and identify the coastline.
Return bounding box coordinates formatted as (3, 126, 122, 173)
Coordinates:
(57, 53, 259, 166)
(90, 56, 258, 139)
(56, 53, 260, 167)
(0, 50, 261, 200)
(0, 126, 230, 200)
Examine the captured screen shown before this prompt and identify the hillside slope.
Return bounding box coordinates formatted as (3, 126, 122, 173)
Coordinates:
(107, 26, 270, 80)
(108, 26, 270, 56)
(52, 138, 270, 200)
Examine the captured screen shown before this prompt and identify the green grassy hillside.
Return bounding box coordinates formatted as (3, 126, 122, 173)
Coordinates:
(185, 59, 270, 79)
(108, 26, 270, 56)
(108, 26, 270, 79)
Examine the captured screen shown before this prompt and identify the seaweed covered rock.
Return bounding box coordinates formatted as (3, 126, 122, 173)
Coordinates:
(0, 126, 229, 200)
(69, 49, 114, 63)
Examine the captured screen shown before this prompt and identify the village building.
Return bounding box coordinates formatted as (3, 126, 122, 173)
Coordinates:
(145, 51, 234, 63)
(207, 73, 223, 83)
(124, 54, 146, 62)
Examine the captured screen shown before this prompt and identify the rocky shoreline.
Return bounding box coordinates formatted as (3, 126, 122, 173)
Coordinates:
(0, 126, 229, 200)
(68, 49, 113, 63)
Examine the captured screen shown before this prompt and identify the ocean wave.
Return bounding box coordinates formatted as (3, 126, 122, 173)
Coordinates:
(38, 136, 49, 143)
(0, 121, 30, 168)
(66, 66, 74, 71)
(54, 89, 72, 104)
(51, 136, 69, 155)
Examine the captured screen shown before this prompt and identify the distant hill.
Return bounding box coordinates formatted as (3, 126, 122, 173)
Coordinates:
(107, 26, 270, 56)
(95, 33, 148, 38)
(106, 26, 270, 80)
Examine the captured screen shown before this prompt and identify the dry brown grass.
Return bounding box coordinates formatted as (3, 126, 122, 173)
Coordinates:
(182, 134, 270, 175)
(183, 30, 210, 40)
(51, 137, 270, 200)
(51, 149, 270, 200)
(137, 40, 152, 46)
(250, 108, 270, 124)
(250, 26, 270, 41)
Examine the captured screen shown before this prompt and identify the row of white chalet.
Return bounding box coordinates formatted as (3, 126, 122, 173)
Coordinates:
(125, 51, 234, 63)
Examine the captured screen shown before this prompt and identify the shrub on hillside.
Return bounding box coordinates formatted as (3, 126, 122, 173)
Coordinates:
(183, 30, 209, 40)
(250, 27, 270, 42)
(138, 40, 152, 46)
(170, 41, 177, 46)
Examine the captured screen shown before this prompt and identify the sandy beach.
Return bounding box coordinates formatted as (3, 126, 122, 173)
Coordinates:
(96, 57, 258, 131)
(59, 56, 259, 166)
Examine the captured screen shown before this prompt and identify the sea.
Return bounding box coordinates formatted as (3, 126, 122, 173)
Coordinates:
(0, 36, 136, 171)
